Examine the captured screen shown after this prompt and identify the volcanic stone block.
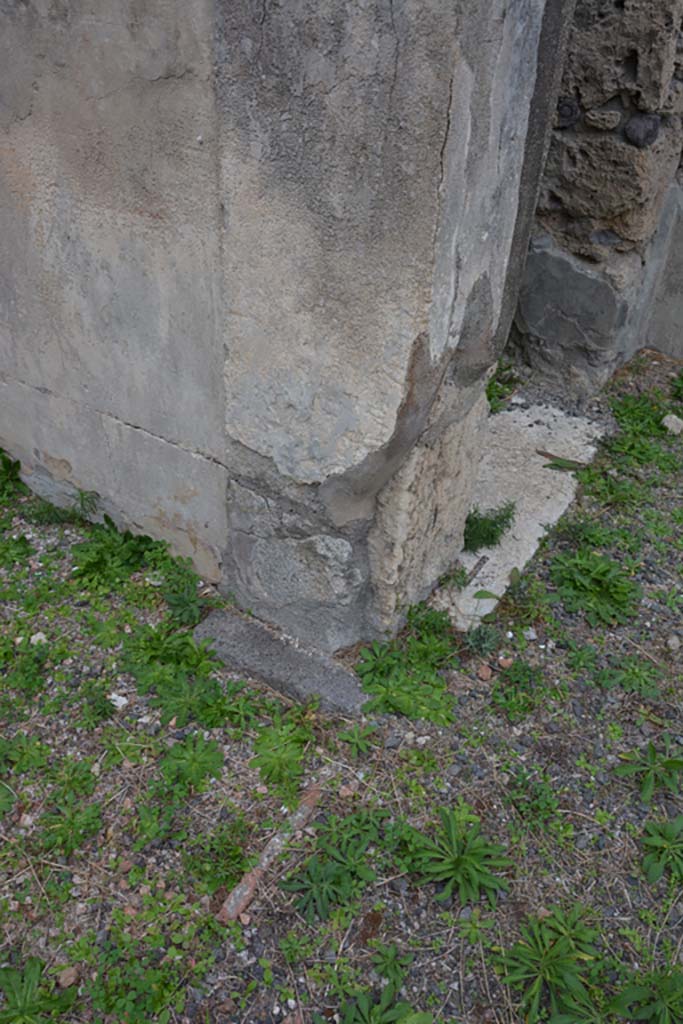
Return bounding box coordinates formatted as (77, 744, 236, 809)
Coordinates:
(516, 184, 682, 392)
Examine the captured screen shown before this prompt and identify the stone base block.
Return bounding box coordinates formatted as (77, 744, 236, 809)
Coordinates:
(515, 185, 681, 394)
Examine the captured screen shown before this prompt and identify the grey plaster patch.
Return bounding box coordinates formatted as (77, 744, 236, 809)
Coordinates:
(646, 183, 683, 360)
(0, 375, 228, 582)
(194, 610, 365, 717)
(434, 402, 605, 630)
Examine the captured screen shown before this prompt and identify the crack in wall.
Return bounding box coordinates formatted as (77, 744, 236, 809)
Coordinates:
(387, 0, 400, 115)
(438, 73, 455, 196)
(0, 373, 229, 472)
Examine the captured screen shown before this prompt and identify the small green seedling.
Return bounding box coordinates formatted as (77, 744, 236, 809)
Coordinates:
(0, 957, 75, 1024)
(313, 985, 432, 1024)
(611, 968, 683, 1024)
(641, 815, 683, 884)
(486, 362, 518, 413)
(160, 735, 223, 792)
(616, 737, 683, 803)
(281, 856, 356, 924)
(338, 724, 377, 760)
(369, 942, 414, 987)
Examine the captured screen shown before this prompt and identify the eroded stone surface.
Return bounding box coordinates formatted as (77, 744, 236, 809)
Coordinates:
(516, 0, 683, 393)
(195, 610, 366, 716)
(213, 0, 572, 648)
(435, 401, 605, 629)
(216, 0, 550, 485)
(537, 0, 683, 262)
(368, 388, 488, 632)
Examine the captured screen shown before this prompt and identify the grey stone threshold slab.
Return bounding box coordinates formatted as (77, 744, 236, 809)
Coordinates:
(195, 610, 365, 717)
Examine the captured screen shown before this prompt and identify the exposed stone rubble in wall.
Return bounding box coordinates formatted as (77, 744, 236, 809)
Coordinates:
(515, 0, 683, 392)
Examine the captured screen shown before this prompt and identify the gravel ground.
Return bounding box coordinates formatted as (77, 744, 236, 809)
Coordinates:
(1, 349, 682, 1024)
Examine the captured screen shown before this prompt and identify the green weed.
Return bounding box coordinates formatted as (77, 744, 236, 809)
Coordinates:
(577, 466, 646, 508)
(610, 392, 669, 438)
(0, 534, 32, 569)
(409, 805, 511, 905)
(0, 734, 49, 775)
(463, 501, 515, 553)
(78, 679, 116, 728)
(0, 782, 16, 818)
(0, 449, 27, 501)
(357, 604, 457, 724)
(550, 549, 641, 625)
(72, 515, 155, 585)
(3, 642, 49, 698)
(369, 942, 413, 987)
(566, 643, 599, 674)
(22, 489, 98, 527)
(486, 362, 519, 413)
(558, 517, 642, 556)
(279, 930, 315, 965)
(123, 625, 219, 681)
(282, 855, 358, 924)
(84, 905, 220, 1024)
(51, 756, 97, 799)
(641, 815, 683, 884)
(504, 763, 568, 837)
(40, 799, 103, 856)
(251, 716, 313, 796)
(338, 724, 377, 760)
(314, 985, 432, 1024)
(502, 573, 555, 627)
(439, 563, 469, 590)
(611, 968, 683, 1023)
(282, 811, 382, 923)
(462, 623, 502, 658)
(491, 659, 563, 722)
(498, 905, 599, 1024)
(616, 738, 683, 803)
(145, 549, 207, 627)
(150, 671, 230, 729)
(183, 814, 251, 894)
(593, 655, 660, 697)
(0, 956, 75, 1024)
(160, 735, 223, 792)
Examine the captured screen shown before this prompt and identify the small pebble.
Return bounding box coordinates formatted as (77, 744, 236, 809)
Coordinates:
(663, 413, 683, 436)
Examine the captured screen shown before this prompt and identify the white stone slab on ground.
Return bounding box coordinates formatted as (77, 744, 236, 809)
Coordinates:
(435, 402, 606, 631)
